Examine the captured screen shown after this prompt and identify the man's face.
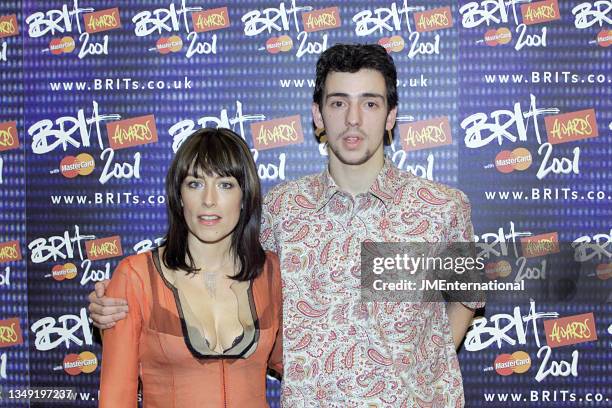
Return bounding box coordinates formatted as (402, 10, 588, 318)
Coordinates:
(312, 69, 397, 167)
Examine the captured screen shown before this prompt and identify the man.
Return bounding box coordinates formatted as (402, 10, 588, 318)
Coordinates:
(89, 44, 484, 407)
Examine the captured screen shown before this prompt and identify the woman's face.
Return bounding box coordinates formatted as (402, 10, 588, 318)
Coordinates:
(180, 169, 243, 246)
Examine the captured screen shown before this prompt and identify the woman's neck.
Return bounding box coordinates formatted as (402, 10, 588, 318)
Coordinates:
(186, 233, 235, 272)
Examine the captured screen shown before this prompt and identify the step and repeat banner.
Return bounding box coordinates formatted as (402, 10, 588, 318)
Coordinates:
(0, 0, 610, 406)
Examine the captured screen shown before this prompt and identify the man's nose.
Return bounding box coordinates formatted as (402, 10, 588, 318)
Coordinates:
(345, 102, 361, 127)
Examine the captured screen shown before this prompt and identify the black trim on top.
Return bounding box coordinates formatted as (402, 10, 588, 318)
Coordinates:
(151, 248, 260, 360)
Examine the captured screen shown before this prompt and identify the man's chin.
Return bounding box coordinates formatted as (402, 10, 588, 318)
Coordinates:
(332, 151, 371, 166)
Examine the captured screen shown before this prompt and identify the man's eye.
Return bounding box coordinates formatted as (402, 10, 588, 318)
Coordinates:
(330, 101, 344, 108)
(366, 101, 378, 108)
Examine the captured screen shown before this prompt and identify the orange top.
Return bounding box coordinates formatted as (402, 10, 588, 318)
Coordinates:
(99, 250, 282, 408)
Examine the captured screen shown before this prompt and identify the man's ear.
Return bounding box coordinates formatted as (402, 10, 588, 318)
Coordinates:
(312, 103, 324, 129)
(385, 106, 398, 131)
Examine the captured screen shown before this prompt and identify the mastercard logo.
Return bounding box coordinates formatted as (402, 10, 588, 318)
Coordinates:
(62, 351, 98, 376)
(495, 148, 532, 174)
(265, 35, 293, 54)
(49, 36, 75, 55)
(51, 263, 77, 281)
(596, 263, 612, 280)
(485, 260, 512, 280)
(156, 35, 183, 54)
(60, 153, 95, 178)
(597, 29, 611, 47)
(378, 36, 405, 53)
(494, 351, 531, 376)
(484, 28, 512, 46)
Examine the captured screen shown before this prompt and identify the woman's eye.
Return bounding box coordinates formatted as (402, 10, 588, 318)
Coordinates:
(219, 182, 234, 189)
(187, 180, 203, 189)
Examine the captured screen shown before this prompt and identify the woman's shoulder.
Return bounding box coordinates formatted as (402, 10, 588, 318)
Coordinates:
(253, 252, 282, 310)
(264, 250, 280, 266)
(263, 251, 281, 279)
(114, 251, 155, 277)
(106, 252, 155, 298)
(261, 251, 281, 289)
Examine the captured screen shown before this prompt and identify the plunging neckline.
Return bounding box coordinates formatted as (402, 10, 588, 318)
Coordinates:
(151, 248, 260, 359)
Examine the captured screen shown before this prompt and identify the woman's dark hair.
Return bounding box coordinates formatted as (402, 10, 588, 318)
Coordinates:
(313, 43, 398, 113)
(163, 127, 265, 282)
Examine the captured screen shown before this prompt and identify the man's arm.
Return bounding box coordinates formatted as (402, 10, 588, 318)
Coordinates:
(446, 189, 483, 350)
(87, 280, 129, 329)
(446, 302, 475, 350)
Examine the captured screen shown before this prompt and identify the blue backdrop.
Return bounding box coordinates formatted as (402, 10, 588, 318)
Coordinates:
(0, 0, 610, 406)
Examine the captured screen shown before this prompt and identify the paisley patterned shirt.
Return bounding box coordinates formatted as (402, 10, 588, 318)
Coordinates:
(261, 158, 485, 408)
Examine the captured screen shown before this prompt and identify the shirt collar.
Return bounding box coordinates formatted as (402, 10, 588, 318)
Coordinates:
(315, 157, 404, 212)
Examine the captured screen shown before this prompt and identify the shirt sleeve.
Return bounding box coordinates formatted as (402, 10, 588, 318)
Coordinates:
(448, 190, 485, 310)
(267, 253, 283, 375)
(260, 189, 281, 253)
(99, 257, 143, 408)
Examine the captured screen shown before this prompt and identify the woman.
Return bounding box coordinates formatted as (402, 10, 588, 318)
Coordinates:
(99, 128, 282, 408)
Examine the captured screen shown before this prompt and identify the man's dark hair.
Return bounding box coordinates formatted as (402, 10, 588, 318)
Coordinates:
(163, 127, 265, 282)
(313, 43, 398, 112)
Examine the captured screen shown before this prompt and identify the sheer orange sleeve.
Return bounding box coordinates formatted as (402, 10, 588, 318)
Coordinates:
(267, 253, 283, 376)
(99, 258, 143, 408)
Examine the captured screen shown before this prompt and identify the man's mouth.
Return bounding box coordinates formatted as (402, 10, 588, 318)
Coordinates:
(343, 134, 363, 148)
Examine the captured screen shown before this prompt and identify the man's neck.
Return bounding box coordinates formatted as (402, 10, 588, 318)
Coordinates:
(328, 153, 384, 196)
